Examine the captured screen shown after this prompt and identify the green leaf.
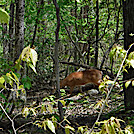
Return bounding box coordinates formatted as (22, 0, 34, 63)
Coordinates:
(65, 127, 70, 134)
(24, 82, 31, 89)
(0, 76, 5, 84)
(22, 107, 29, 118)
(132, 80, 134, 86)
(125, 80, 131, 89)
(15, 62, 22, 71)
(11, 71, 19, 83)
(47, 103, 53, 113)
(20, 46, 30, 60)
(29, 63, 37, 73)
(0, 8, 9, 24)
(78, 40, 87, 44)
(3, 75, 13, 86)
(0, 93, 7, 101)
(78, 126, 84, 134)
(30, 48, 38, 66)
(46, 119, 56, 134)
(129, 33, 134, 36)
(59, 100, 66, 106)
(129, 59, 134, 68)
(65, 125, 75, 134)
(128, 51, 134, 60)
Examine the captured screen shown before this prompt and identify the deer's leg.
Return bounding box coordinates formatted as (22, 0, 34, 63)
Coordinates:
(69, 86, 74, 94)
(78, 86, 83, 93)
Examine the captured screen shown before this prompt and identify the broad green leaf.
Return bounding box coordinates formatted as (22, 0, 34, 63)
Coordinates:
(132, 80, 134, 86)
(19, 85, 24, 89)
(129, 59, 134, 68)
(129, 33, 134, 36)
(125, 80, 131, 89)
(46, 119, 56, 134)
(52, 116, 57, 128)
(30, 48, 38, 66)
(78, 126, 84, 134)
(21, 46, 30, 60)
(29, 63, 37, 73)
(6, 73, 14, 86)
(65, 127, 70, 134)
(0, 8, 9, 24)
(128, 51, 134, 60)
(65, 125, 75, 133)
(59, 100, 66, 106)
(0, 76, 5, 84)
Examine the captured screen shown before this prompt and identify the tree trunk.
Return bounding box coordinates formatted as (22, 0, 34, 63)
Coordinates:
(15, 0, 25, 61)
(53, 0, 65, 127)
(95, 0, 99, 67)
(9, 1, 15, 62)
(123, 0, 134, 110)
(2, 23, 8, 60)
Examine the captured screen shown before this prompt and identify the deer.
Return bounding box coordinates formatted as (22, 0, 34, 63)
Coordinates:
(60, 69, 102, 95)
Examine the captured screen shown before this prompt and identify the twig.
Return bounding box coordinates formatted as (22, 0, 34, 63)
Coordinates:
(0, 103, 17, 134)
(88, 43, 134, 134)
(118, 78, 134, 84)
(60, 61, 91, 69)
(16, 121, 33, 132)
(0, 88, 4, 93)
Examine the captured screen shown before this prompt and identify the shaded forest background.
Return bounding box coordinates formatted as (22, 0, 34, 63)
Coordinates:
(0, 0, 134, 134)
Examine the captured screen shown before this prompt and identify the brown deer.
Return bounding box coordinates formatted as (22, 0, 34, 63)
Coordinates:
(60, 69, 102, 94)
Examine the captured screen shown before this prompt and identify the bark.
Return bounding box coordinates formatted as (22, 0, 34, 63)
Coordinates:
(2, 24, 8, 59)
(123, 0, 134, 110)
(15, 0, 25, 61)
(53, 0, 65, 126)
(95, 0, 99, 67)
(9, 2, 15, 61)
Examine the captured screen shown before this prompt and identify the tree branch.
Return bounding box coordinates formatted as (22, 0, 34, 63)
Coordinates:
(0, 103, 17, 134)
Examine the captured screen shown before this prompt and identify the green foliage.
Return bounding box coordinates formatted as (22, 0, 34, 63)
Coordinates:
(21, 76, 32, 89)
(65, 125, 75, 134)
(15, 46, 38, 73)
(0, 8, 9, 24)
(126, 51, 134, 68)
(96, 117, 133, 134)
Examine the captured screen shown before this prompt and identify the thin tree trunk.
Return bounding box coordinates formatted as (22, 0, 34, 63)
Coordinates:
(95, 0, 99, 67)
(123, 0, 134, 110)
(31, 0, 44, 47)
(2, 23, 8, 60)
(53, 0, 65, 127)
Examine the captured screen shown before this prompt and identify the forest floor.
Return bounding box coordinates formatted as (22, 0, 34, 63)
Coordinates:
(0, 84, 134, 134)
